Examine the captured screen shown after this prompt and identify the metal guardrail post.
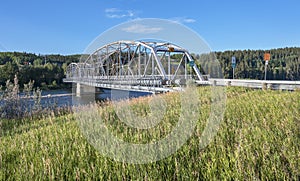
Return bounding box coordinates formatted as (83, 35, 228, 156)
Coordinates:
(227, 81, 231, 87)
(262, 82, 267, 90)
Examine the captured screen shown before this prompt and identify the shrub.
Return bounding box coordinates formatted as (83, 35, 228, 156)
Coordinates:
(0, 75, 41, 119)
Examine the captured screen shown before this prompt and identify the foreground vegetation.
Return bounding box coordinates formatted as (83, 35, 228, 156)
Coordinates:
(0, 87, 299, 180)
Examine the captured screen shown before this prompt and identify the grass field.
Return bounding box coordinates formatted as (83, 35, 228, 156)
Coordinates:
(0, 87, 299, 180)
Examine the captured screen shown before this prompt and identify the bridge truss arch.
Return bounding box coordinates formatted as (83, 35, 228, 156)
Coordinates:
(66, 40, 206, 91)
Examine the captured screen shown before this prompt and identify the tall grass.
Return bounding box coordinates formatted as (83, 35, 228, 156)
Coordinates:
(0, 87, 299, 180)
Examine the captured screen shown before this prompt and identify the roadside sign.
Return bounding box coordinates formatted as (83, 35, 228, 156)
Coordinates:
(232, 56, 236, 64)
(264, 53, 270, 61)
(168, 47, 174, 52)
(231, 56, 236, 68)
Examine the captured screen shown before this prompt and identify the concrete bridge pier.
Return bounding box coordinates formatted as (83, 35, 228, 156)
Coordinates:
(72, 83, 97, 105)
(76, 83, 81, 97)
(75, 83, 95, 97)
(74, 83, 96, 105)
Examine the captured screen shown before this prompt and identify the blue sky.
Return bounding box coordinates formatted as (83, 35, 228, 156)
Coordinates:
(0, 0, 299, 54)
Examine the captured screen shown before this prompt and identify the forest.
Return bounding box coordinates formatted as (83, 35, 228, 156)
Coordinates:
(213, 47, 300, 80)
(0, 47, 299, 89)
(0, 52, 80, 89)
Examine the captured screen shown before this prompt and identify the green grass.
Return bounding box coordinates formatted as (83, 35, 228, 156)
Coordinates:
(0, 87, 299, 180)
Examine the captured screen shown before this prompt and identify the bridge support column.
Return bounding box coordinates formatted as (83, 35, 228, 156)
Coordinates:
(76, 83, 96, 97)
(76, 83, 81, 97)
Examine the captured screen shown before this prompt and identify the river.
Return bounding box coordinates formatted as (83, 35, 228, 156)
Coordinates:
(36, 88, 152, 108)
(0, 88, 152, 111)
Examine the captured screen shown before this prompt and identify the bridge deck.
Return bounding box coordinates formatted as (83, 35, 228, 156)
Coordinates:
(64, 77, 183, 93)
(64, 76, 300, 93)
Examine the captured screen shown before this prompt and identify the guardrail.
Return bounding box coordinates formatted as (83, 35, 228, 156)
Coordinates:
(208, 79, 300, 91)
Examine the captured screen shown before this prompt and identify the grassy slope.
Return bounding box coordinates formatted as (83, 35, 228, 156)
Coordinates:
(0, 87, 299, 180)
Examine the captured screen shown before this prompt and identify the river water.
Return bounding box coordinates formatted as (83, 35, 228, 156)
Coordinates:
(0, 88, 152, 111)
(37, 88, 152, 108)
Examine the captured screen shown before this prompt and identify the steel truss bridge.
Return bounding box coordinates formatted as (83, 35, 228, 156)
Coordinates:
(64, 40, 209, 94)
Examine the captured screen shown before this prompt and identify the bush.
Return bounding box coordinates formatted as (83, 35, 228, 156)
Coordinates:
(0, 75, 41, 119)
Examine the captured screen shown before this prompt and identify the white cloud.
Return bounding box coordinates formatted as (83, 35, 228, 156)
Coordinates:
(105, 8, 120, 13)
(105, 8, 136, 19)
(170, 17, 196, 24)
(122, 24, 163, 34)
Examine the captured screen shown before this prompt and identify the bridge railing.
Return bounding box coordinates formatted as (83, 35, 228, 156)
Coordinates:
(64, 73, 211, 87)
(64, 75, 164, 87)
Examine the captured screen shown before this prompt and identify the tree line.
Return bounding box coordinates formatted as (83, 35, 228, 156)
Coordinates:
(0, 47, 299, 89)
(0, 52, 80, 89)
(213, 47, 300, 80)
